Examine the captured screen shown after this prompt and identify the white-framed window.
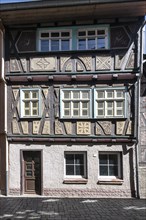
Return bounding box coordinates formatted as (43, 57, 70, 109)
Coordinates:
(99, 152, 122, 179)
(20, 89, 41, 118)
(77, 27, 108, 50)
(94, 88, 126, 118)
(64, 152, 87, 178)
(60, 89, 92, 118)
(39, 30, 72, 51)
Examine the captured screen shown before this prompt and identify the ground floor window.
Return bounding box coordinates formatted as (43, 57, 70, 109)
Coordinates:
(64, 152, 87, 178)
(99, 152, 122, 179)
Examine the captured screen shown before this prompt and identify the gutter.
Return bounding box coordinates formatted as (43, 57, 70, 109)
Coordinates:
(0, 0, 145, 12)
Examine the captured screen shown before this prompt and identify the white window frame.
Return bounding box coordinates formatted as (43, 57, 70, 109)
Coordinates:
(94, 87, 127, 118)
(38, 29, 72, 52)
(77, 27, 109, 50)
(64, 152, 87, 179)
(20, 88, 41, 118)
(98, 152, 122, 180)
(60, 88, 92, 119)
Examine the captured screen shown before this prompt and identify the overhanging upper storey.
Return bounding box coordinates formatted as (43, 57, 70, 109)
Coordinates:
(0, 0, 146, 26)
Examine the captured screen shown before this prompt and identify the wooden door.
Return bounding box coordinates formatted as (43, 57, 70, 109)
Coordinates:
(23, 151, 41, 194)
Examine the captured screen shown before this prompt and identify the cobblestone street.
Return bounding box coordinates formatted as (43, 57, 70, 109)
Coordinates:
(0, 197, 146, 220)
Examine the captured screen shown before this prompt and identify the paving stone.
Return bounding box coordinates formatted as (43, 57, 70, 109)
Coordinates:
(0, 197, 146, 220)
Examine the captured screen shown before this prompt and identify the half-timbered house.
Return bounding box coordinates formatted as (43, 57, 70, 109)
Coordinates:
(0, 0, 146, 197)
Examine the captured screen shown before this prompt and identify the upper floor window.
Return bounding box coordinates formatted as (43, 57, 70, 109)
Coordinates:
(20, 89, 41, 118)
(60, 89, 92, 118)
(77, 28, 108, 50)
(39, 30, 72, 52)
(38, 26, 109, 52)
(94, 88, 125, 118)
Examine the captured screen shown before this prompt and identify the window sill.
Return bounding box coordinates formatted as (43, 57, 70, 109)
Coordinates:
(63, 179, 88, 184)
(97, 179, 123, 185)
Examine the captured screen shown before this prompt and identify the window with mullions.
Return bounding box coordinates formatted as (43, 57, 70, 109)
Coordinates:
(77, 28, 108, 50)
(60, 89, 91, 118)
(65, 152, 87, 178)
(20, 89, 41, 117)
(94, 88, 125, 118)
(99, 152, 122, 179)
(39, 30, 71, 51)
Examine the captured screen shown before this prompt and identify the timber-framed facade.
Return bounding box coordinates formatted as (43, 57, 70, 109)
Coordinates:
(0, 0, 146, 197)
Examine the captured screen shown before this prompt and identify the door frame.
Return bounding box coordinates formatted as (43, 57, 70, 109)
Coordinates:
(20, 150, 43, 195)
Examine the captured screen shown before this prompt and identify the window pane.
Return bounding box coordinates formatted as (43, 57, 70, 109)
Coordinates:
(99, 154, 108, 164)
(66, 165, 74, 175)
(78, 39, 86, 50)
(32, 92, 38, 99)
(61, 40, 70, 50)
(88, 38, 95, 49)
(61, 32, 70, 37)
(117, 110, 123, 116)
(32, 101, 38, 108)
(97, 37, 105, 49)
(98, 102, 104, 108)
(32, 110, 38, 116)
(51, 40, 59, 51)
(97, 110, 104, 116)
(97, 91, 104, 98)
(66, 154, 74, 164)
(107, 102, 113, 108)
(41, 40, 49, 51)
(88, 30, 95, 36)
(100, 166, 108, 176)
(97, 30, 105, 35)
(109, 154, 118, 165)
(64, 91, 70, 99)
(116, 102, 123, 108)
(109, 166, 118, 176)
(75, 154, 84, 164)
(51, 32, 59, 37)
(26, 164, 32, 170)
(107, 110, 113, 116)
(82, 91, 89, 99)
(116, 91, 123, 98)
(24, 102, 30, 108)
(107, 92, 113, 98)
(73, 92, 79, 99)
(64, 102, 70, 108)
(78, 31, 86, 36)
(26, 171, 33, 177)
(64, 110, 70, 116)
(82, 102, 88, 108)
(41, 32, 49, 38)
(76, 165, 84, 175)
(73, 110, 79, 116)
(24, 92, 30, 99)
(82, 110, 88, 116)
(25, 109, 30, 116)
(73, 102, 79, 108)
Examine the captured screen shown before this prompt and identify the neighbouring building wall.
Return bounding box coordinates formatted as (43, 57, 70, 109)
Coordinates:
(139, 58, 146, 198)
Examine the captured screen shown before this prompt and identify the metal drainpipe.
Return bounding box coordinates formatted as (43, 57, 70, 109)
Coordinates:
(135, 19, 146, 199)
(0, 23, 8, 196)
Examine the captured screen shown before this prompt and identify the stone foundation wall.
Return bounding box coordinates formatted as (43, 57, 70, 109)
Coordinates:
(139, 167, 146, 198)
